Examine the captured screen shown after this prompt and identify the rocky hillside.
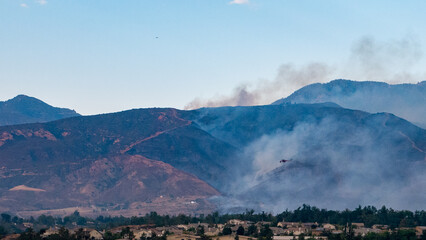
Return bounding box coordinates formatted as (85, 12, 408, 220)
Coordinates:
(1, 155, 219, 216)
(0, 108, 233, 216)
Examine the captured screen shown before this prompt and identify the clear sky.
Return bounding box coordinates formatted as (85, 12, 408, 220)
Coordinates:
(1, 0, 426, 115)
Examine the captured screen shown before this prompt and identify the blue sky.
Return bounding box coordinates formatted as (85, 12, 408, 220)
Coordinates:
(1, 0, 425, 114)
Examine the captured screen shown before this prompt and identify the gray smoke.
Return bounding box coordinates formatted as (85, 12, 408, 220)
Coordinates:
(192, 36, 426, 213)
(185, 63, 333, 109)
(344, 35, 424, 83)
(185, 36, 425, 109)
(213, 117, 426, 213)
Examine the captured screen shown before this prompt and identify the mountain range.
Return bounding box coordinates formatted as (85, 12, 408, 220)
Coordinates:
(272, 79, 426, 128)
(0, 80, 425, 216)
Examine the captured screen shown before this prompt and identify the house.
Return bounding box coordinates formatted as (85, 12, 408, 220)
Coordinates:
(256, 221, 272, 227)
(416, 226, 426, 237)
(270, 227, 287, 236)
(216, 224, 225, 230)
(274, 237, 327, 240)
(22, 222, 33, 228)
(88, 229, 103, 240)
(311, 227, 324, 236)
(216, 236, 254, 240)
(353, 228, 382, 237)
(273, 236, 296, 240)
(351, 223, 364, 228)
(277, 222, 286, 228)
(69, 228, 103, 240)
(177, 225, 189, 230)
(228, 219, 246, 225)
(284, 227, 308, 236)
(167, 234, 201, 240)
(322, 224, 336, 230)
(134, 230, 153, 239)
(277, 222, 299, 228)
(302, 223, 317, 230)
(41, 228, 59, 238)
(168, 227, 184, 235)
(372, 224, 389, 230)
(205, 227, 220, 236)
(151, 228, 165, 237)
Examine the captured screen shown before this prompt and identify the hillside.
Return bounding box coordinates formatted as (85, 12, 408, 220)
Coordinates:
(0, 108, 234, 216)
(0, 95, 80, 126)
(272, 80, 426, 128)
(0, 104, 424, 215)
(192, 104, 426, 211)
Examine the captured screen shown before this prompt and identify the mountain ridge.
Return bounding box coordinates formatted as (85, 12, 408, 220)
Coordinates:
(0, 95, 80, 126)
(1, 103, 424, 214)
(0, 82, 425, 215)
(272, 79, 426, 128)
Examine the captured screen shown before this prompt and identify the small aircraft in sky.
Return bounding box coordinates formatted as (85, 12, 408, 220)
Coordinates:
(280, 159, 292, 163)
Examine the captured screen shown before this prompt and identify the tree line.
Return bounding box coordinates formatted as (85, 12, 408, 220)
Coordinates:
(1, 205, 425, 236)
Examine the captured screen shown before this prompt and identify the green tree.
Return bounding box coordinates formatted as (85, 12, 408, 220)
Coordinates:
(103, 231, 120, 240)
(222, 227, 232, 235)
(58, 227, 72, 240)
(421, 230, 426, 240)
(37, 215, 56, 226)
(0, 225, 7, 236)
(200, 235, 212, 240)
(197, 225, 205, 236)
(18, 228, 42, 240)
(237, 226, 245, 235)
(1, 213, 11, 223)
(258, 225, 273, 240)
(75, 228, 89, 240)
(120, 227, 134, 239)
(247, 225, 257, 236)
(44, 227, 73, 240)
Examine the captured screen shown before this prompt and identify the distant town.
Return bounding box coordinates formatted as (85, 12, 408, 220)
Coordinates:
(1, 205, 425, 240)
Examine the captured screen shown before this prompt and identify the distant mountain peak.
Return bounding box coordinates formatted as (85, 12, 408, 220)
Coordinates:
(5, 94, 47, 105)
(12, 94, 30, 99)
(0, 95, 80, 126)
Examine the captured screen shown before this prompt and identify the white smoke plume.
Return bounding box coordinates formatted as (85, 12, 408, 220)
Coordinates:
(185, 36, 426, 110)
(185, 63, 333, 109)
(213, 116, 426, 213)
(344, 36, 424, 83)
